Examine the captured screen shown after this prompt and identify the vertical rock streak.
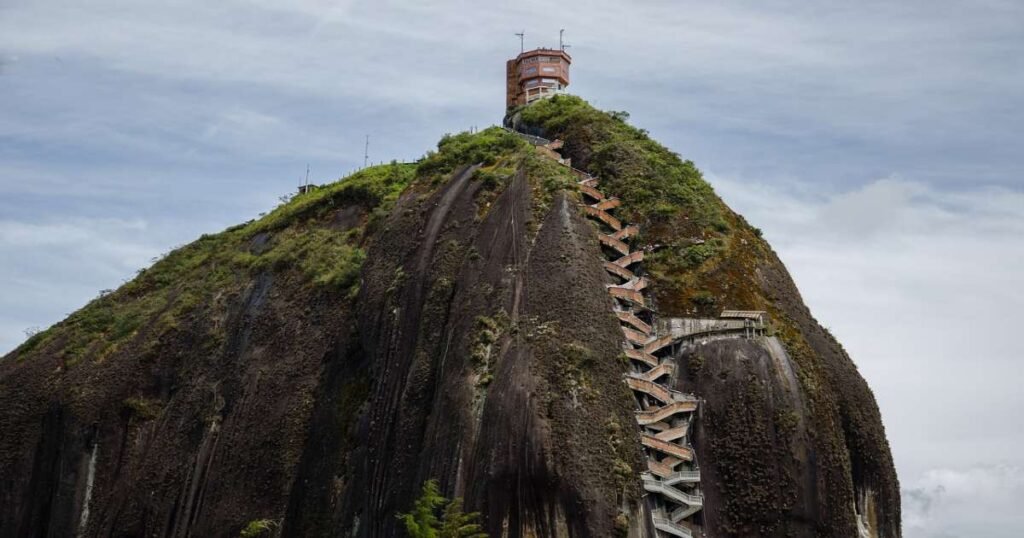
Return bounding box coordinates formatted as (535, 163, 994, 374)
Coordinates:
(76, 441, 98, 536)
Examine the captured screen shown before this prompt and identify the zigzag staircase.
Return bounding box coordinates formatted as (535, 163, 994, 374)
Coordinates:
(513, 128, 705, 538)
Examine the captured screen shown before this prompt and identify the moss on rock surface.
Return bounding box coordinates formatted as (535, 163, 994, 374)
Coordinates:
(0, 101, 898, 538)
(515, 95, 900, 537)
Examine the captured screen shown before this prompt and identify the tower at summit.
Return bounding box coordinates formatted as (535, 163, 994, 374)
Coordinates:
(506, 38, 571, 109)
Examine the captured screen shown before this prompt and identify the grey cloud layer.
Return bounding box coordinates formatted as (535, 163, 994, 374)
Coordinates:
(714, 173, 1024, 537)
(903, 465, 1024, 537)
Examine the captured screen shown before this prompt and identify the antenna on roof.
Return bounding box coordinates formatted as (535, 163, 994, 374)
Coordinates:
(363, 135, 369, 168)
(305, 164, 310, 187)
(515, 31, 525, 54)
(560, 28, 570, 51)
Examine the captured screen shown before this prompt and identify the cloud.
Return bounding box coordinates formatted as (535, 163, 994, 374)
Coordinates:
(2, 0, 1021, 191)
(711, 172, 1024, 482)
(902, 465, 1024, 537)
(0, 0, 494, 107)
(0, 218, 164, 353)
(0, 218, 143, 246)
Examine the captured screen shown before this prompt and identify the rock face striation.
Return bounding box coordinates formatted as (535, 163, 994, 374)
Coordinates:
(0, 96, 899, 538)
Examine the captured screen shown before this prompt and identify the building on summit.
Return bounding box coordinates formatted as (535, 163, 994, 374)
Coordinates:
(506, 45, 571, 109)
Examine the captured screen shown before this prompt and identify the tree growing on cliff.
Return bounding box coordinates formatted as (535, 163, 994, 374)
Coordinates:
(398, 480, 487, 538)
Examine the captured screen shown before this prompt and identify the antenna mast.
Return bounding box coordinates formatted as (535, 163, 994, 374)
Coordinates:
(515, 31, 525, 54)
(363, 135, 369, 168)
(305, 164, 310, 187)
(560, 29, 564, 50)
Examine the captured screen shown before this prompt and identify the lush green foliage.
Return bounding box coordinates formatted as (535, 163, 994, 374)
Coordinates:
(437, 499, 487, 538)
(518, 95, 725, 231)
(522, 149, 577, 215)
(418, 127, 527, 180)
(516, 95, 746, 313)
(8, 124, 537, 365)
(397, 480, 487, 538)
(252, 162, 416, 233)
(123, 396, 162, 420)
(235, 227, 365, 295)
(239, 519, 276, 537)
(398, 480, 444, 538)
(9, 162, 417, 363)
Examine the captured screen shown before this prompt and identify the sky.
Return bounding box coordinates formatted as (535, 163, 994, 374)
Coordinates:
(1, 0, 1022, 535)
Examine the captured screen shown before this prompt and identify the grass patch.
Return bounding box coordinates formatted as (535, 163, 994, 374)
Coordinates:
(516, 95, 725, 232)
(470, 312, 509, 387)
(417, 127, 527, 181)
(239, 519, 277, 537)
(250, 162, 416, 234)
(9, 161, 419, 365)
(237, 227, 366, 294)
(123, 397, 163, 420)
(513, 95, 740, 315)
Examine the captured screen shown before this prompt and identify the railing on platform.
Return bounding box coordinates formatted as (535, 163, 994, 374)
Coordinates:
(651, 512, 695, 538)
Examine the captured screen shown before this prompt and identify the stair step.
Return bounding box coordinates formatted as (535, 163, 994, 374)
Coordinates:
(608, 287, 645, 306)
(598, 234, 630, 256)
(624, 348, 659, 367)
(604, 261, 635, 281)
(615, 310, 652, 334)
(612, 225, 640, 241)
(635, 363, 674, 383)
(580, 184, 605, 201)
(613, 250, 644, 268)
(644, 334, 675, 355)
(635, 400, 698, 425)
(655, 424, 689, 442)
(583, 206, 622, 231)
(641, 434, 694, 460)
(622, 326, 649, 346)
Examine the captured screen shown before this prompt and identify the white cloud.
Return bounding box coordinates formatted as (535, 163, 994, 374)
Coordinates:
(0, 218, 146, 246)
(2, 0, 1021, 189)
(0, 218, 164, 353)
(903, 465, 1024, 537)
(0, 0, 495, 108)
(711, 171, 1024, 530)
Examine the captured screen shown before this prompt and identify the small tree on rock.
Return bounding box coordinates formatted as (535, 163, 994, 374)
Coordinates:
(398, 480, 487, 538)
(438, 498, 487, 538)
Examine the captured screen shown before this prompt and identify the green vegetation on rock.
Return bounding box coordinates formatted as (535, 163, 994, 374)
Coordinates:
(123, 396, 163, 420)
(397, 480, 487, 538)
(250, 161, 417, 233)
(517, 95, 724, 231)
(10, 162, 418, 365)
(7, 123, 543, 369)
(239, 518, 276, 537)
(515, 95, 899, 535)
(418, 127, 527, 181)
(514, 95, 749, 315)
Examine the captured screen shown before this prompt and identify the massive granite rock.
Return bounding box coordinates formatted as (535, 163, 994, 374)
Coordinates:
(0, 97, 899, 537)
